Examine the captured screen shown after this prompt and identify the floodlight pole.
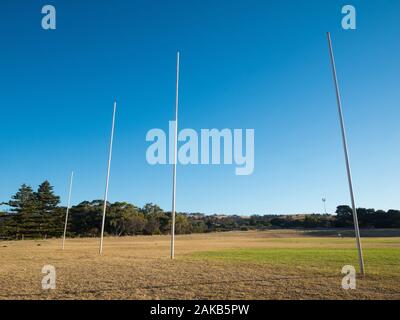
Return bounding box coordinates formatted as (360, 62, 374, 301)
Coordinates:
(170, 51, 180, 260)
(99, 101, 117, 255)
(62, 171, 74, 250)
(327, 32, 365, 276)
(322, 198, 327, 215)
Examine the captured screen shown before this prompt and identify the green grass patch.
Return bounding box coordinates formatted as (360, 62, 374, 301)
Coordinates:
(189, 248, 400, 276)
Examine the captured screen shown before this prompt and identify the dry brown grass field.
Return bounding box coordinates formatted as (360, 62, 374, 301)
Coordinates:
(0, 230, 399, 300)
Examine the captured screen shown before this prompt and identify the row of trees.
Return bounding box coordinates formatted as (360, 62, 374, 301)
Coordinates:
(250, 206, 400, 229)
(0, 182, 195, 239)
(66, 201, 193, 237)
(0, 182, 63, 239)
(1, 182, 400, 240)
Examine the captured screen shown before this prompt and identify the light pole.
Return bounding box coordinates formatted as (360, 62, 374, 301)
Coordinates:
(322, 198, 327, 215)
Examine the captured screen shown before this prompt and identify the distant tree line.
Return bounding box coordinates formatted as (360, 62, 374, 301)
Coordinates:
(1, 182, 400, 240)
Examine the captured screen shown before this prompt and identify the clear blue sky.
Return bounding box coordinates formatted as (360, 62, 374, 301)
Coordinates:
(1, 0, 399, 215)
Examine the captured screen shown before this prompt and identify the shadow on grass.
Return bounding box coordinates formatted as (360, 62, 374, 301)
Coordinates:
(303, 229, 400, 238)
(0, 274, 345, 299)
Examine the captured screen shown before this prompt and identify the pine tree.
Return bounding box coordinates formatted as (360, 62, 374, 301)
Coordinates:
(35, 181, 61, 238)
(4, 182, 62, 239)
(6, 184, 39, 238)
(7, 184, 37, 214)
(36, 180, 60, 214)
